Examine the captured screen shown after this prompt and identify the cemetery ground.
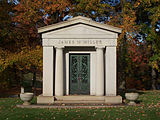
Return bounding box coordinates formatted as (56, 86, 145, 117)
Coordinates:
(0, 91, 160, 120)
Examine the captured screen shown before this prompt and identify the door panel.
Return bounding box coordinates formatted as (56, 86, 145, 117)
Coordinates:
(70, 54, 90, 94)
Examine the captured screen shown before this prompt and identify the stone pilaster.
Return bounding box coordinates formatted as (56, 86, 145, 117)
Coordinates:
(43, 46, 54, 96)
(55, 46, 64, 96)
(96, 46, 104, 96)
(105, 46, 117, 96)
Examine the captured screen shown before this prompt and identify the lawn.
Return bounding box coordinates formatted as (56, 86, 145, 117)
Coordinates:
(0, 91, 160, 120)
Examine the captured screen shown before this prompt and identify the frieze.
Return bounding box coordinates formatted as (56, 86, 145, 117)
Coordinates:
(43, 39, 117, 47)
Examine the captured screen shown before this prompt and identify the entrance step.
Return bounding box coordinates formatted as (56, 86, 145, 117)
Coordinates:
(54, 96, 105, 104)
(37, 95, 122, 104)
(55, 96, 105, 101)
(54, 100, 104, 104)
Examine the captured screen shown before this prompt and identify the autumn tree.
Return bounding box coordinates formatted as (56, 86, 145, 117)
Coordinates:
(0, 0, 72, 91)
(135, 0, 160, 89)
(0, 0, 18, 89)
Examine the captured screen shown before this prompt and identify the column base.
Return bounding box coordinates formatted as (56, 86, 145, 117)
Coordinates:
(37, 94, 54, 104)
(104, 95, 122, 104)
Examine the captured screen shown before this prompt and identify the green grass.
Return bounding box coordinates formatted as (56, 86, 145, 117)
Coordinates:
(0, 91, 160, 120)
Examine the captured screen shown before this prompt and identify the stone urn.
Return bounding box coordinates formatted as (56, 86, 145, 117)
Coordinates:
(20, 93, 34, 105)
(125, 93, 139, 105)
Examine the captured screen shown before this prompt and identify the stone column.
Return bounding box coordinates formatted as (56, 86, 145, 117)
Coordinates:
(43, 46, 54, 96)
(105, 46, 116, 96)
(55, 46, 64, 96)
(96, 46, 104, 96)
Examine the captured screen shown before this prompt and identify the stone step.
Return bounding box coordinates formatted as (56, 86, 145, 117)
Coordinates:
(37, 95, 122, 104)
(55, 96, 105, 101)
(54, 100, 105, 104)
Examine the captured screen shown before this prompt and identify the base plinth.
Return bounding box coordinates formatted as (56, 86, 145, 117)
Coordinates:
(37, 95, 54, 104)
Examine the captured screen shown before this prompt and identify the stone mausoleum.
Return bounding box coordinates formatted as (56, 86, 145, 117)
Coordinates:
(37, 16, 122, 104)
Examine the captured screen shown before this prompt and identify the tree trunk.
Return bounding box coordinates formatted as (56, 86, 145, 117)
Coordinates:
(151, 68, 157, 90)
(32, 72, 36, 95)
(151, 38, 157, 90)
(13, 64, 18, 86)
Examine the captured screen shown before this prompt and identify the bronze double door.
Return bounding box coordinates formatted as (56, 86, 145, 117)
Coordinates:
(69, 54, 90, 95)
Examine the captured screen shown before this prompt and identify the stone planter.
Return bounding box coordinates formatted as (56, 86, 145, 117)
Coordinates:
(125, 93, 139, 105)
(20, 93, 34, 105)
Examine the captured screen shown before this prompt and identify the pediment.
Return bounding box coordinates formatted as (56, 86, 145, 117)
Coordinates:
(38, 16, 121, 35)
(39, 16, 120, 47)
(42, 24, 118, 39)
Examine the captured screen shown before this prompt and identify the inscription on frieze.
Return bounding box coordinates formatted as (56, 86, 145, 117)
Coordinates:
(43, 39, 117, 46)
(58, 40, 102, 45)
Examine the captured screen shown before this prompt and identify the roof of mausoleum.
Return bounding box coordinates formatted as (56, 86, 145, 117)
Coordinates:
(38, 16, 122, 34)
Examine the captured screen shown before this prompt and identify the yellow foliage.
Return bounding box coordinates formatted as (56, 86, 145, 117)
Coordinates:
(152, 61, 160, 72)
(0, 46, 43, 73)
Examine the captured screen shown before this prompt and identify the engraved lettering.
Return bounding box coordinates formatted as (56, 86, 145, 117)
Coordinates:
(64, 40, 67, 44)
(55, 39, 115, 46)
(83, 40, 88, 44)
(77, 40, 81, 44)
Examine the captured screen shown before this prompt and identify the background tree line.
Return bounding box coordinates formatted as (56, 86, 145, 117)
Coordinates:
(0, 0, 159, 92)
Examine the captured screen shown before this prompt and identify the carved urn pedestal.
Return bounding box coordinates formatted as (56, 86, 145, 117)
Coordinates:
(125, 93, 139, 105)
(20, 93, 34, 105)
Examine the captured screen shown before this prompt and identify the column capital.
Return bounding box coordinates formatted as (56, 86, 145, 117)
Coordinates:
(105, 46, 116, 48)
(95, 46, 105, 49)
(55, 46, 64, 49)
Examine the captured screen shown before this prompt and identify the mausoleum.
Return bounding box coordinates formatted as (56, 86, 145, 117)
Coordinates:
(37, 16, 122, 104)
